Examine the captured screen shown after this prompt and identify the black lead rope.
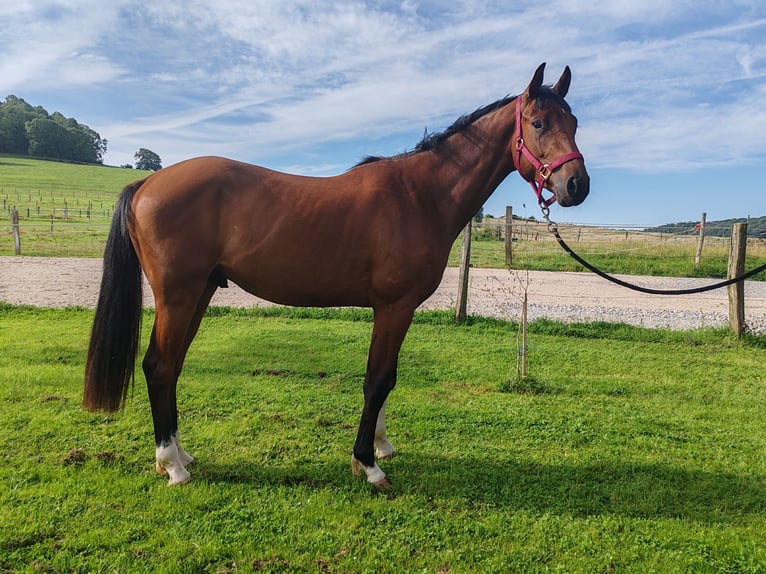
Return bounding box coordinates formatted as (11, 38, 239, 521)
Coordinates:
(541, 209, 766, 296)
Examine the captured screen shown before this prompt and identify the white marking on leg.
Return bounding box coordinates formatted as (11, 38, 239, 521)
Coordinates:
(173, 432, 195, 467)
(156, 439, 191, 486)
(374, 402, 396, 459)
(351, 455, 387, 486)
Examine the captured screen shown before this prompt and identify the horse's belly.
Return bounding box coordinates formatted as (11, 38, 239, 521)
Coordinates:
(220, 228, 441, 309)
(225, 266, 373, 308)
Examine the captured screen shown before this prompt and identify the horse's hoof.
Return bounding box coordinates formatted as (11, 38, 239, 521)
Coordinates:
(168, 476, 191, 486)
(374, 442, 397, 460)
(373, 477, 392, 490)
(375, 448, 397, 460)
(351, 456, 388, 485)
(167, 468, 191, 486)
(179, 453, 195, 467)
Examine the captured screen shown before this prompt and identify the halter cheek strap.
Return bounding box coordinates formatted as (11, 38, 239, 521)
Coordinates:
(514, 96, 583, 207)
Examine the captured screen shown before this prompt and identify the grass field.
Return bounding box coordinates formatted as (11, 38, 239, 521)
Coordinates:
(3, 154, 766, 281)
(1, 304, 765, 572)
(0, 155, 150, 257)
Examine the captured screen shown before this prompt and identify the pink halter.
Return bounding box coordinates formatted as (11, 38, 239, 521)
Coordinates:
(513, 96, 583, 207)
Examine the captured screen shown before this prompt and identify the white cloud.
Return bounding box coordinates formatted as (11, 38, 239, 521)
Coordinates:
(3, 1, 766, 176)
(0, 2, 123, 92)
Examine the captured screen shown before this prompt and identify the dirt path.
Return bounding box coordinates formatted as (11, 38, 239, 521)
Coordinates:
(3, 256, 766, 331)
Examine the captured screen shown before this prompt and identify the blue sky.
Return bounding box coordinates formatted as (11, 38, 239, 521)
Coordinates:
(2, 1, 766, 226)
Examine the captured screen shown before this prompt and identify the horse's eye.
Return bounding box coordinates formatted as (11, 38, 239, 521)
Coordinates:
(532, 119, 544, 130)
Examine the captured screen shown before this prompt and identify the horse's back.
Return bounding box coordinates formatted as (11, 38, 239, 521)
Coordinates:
(134, 156, 272, 206)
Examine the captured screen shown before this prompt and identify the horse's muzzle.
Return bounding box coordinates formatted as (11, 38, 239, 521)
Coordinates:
(559, 173, 590, 207)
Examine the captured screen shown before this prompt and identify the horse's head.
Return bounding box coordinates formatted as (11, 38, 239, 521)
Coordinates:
(514, 63, 589, 208)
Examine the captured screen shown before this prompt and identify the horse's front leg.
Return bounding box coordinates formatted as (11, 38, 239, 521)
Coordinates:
(352, 305, 414, 488)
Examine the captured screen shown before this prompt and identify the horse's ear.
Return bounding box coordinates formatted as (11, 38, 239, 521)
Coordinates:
(526, 62, 546, 99)
(553, 66, 572, 98)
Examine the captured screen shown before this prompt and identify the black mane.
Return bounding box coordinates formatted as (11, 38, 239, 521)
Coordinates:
(355, 86, 568, 167)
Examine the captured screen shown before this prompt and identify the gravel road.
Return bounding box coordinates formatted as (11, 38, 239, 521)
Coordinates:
(3, 256, 766, 332)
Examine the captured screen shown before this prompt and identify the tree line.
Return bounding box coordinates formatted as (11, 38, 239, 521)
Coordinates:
(0, 95, 107, 164)
(645, 216, 766, 238)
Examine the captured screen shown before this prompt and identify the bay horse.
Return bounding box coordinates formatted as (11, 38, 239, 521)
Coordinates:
(84, 63, 589, 488)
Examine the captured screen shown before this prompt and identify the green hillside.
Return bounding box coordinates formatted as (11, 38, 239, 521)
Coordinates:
(0, 155, 151, 256)
(0, 154, 150, 201)
(645, 217, 766, 238)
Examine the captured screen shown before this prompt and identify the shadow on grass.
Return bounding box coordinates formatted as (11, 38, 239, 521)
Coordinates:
(194, 458, 347, 490)
(193, 452, 765, 524)
(396, 453, 766, 523)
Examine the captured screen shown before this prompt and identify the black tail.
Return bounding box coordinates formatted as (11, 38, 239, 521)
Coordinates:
(84, 180, 146, 411)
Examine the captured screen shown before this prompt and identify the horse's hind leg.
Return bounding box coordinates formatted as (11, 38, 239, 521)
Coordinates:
(352, 304, 414, 488)
(374, 402, 396, 459)
(145, 279, 217, 485)
(169, 279, 219, 471)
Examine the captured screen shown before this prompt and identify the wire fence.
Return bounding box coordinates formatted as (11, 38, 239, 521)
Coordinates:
(478, 218, 766, 247)
(0, 185, 116, 256)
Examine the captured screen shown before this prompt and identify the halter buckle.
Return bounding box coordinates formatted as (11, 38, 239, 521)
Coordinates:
(539, 164, 552, 180)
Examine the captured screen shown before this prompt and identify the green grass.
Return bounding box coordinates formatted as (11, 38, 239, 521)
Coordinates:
(1, 304, 765, 572)
(0, 155, 150, 256)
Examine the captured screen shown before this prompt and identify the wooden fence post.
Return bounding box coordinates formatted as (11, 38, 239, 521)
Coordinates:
(455, 220, 471, 322)
(695, 212, 706, 268)
(12, 208, 21, 255)
(505, 206, 513, 267)
(727, 222, 747, 337)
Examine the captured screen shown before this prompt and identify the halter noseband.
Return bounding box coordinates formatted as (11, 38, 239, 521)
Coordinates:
(514, 96, 584, 207)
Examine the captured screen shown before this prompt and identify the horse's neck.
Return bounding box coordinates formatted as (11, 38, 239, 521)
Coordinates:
(404, 112, 517, 238)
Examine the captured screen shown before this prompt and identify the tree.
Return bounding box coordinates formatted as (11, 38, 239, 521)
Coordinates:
(26, 117, 69, 159)
(134, 148, 162, 171)
(74, 122, 107, 163)
(0, 95, 107, 163)
(0, 96, 41, 154)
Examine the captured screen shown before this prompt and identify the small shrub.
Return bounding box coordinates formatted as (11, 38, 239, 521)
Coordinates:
(498, 375, 552, 394)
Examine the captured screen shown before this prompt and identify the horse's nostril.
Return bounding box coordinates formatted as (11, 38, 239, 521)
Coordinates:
(567, 175, 590, 200)
(567, 176, 578, 195)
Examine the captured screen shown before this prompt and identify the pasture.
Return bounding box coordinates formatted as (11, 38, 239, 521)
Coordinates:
(0, 156, 150, 257)
(1, 304, 765, 572)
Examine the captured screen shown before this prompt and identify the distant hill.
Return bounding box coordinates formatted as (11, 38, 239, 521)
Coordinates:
(645, 216, 766, 238)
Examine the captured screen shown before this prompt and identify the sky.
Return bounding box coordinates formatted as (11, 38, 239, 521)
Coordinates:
(2, 1, 766, 227)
